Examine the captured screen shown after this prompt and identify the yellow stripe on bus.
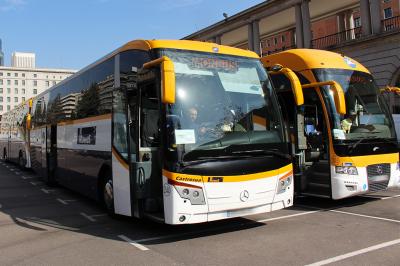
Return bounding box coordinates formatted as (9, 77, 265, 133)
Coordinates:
(163, 163, 293, 183)
(332, 153, 399, 167)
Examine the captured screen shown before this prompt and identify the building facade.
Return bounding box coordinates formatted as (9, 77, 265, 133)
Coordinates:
(183, 0, 400, 116)
(0, 67, 75, 116)
(11, 52, 36, 68)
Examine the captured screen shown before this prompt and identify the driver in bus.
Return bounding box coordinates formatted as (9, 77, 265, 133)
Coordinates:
(186, 107, 207, 136)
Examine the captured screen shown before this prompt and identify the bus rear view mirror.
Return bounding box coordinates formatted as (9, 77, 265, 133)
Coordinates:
(269, 65, 304, 106)
(302, 81, 346, 115)
(143, 56, 176, 104)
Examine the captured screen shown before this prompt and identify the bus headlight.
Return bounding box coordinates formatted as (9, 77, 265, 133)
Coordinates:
(277, 175, 292, 194)
(336, 166, 358, 175)
(174, 185, 206, 205)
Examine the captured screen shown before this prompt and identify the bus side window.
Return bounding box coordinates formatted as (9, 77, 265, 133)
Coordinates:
(141, 82, 160, 148)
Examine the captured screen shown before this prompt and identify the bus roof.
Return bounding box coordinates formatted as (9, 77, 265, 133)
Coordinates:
(118, 39, 259, 58)
(261, 49, 370, 74)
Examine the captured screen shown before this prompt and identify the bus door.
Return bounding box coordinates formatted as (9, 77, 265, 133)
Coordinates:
(44, 125, 57, 184)
(298, 89, 331, 197)
(40, 127, 47, 177)
(135, 73, 163, 220)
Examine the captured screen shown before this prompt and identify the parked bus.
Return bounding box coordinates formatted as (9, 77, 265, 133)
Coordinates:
(0, 40, 295, 224)
(261, 49, 400, 200)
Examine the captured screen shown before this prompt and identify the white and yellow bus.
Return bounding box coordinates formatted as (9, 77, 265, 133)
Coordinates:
(262, 49, 400, 199)
(0, 40, 294, 224)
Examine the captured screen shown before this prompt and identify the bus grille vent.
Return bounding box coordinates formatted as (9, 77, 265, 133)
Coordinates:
(367, 163, 390, 192)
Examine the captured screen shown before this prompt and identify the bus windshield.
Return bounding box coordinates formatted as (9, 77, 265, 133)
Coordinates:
(314, 69, 396, 141)
(160, 50, 286, 163)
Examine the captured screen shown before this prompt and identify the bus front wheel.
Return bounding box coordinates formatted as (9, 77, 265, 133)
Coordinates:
(103, 176, 115, 215)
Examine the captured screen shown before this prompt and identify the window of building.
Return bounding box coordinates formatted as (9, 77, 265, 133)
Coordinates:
(22, 97, 25, 102)
(46, 81, 49, 87)
(7, 73, 10, 77)
(33, 80, 37, 86)
(7, 88, 10, 94)
(281, 35, 286, 43)
(14, 88, 18, 94)
(7, 80, 10, 85)
(14, 97, 18, 103)
(0, 72, 2, 76)
(354, 17, 361, 28)
(22, 80, 25, 86)
(7, 97, 10, 103)
(33, 89, 37, 94)
(0, 80, 2, 85)
(0, 105, 2, 111)
(7, 105, 10, 111)
(274, 37, 278, 45)
(14, 73, 18, 77)
(22, 73, 25, 77)
(22, 89, 25, 94)
(33, 73, 37, 78)
(14, 80, 18, 85)
(53, 81, 56, 85)
(0, 88, 2, 93)
(384, 7, 393, 19)
(0, 97, 2, 102)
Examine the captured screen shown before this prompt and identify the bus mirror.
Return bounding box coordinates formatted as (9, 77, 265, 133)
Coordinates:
(161, 59, 176, 104)
(268, 66, 304, 106)
(26, 114, 32, 130)
(143, 56, 176, 104)
(329, 81, 346, 115)
(302, 81, 346, 115)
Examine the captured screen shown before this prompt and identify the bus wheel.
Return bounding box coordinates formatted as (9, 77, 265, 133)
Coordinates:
(103, 176, 115, 215)
(18, 152, 25, 169)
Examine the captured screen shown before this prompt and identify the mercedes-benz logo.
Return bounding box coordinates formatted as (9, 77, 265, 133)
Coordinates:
(376, 165, 383, 175)
(240, 190, 250, 202)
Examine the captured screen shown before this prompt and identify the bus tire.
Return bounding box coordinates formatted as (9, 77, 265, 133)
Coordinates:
(102, 172, 115, 215)
(18, 151, 25, 169)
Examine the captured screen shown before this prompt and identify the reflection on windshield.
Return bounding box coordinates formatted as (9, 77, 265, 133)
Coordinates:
(314, 69, 396, 141)
(160, 50, 285, 161)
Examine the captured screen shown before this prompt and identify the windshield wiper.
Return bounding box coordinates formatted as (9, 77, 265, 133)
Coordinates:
(348, 136, 386, 154)
(179, 155, 246, 168)
(230, 148, 291, 160)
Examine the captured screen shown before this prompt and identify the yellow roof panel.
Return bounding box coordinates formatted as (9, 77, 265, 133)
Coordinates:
(119, 39, 259, 59)
(261, 49, 370, 74)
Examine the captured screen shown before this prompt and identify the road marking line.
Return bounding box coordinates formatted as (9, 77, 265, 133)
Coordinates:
(30, 181, 42, 186)
(22, 176, 34, 179)
(57, 199, 68, 205)
(329, 209, 400, 223)
(305, 238, 400, 266)
(118, 235, 150, 251)
(297, 204, 400, 224)
(41, 188, 55, 194)
(381, 194, 400, 200)
(80, 212, 96, 222)
(15, 172, 21, 175)
(57, 199, 76, 205)
(257, 210, 320, 223)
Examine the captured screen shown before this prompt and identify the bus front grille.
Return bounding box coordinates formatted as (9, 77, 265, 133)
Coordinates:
(367, 164, 390, 192)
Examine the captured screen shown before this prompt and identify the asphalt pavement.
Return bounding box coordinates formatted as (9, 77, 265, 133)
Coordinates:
(0, 160, 399, 266)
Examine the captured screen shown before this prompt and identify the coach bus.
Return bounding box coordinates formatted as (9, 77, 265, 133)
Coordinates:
(0, 40, 295, 224)
(261, 49, 400, 200)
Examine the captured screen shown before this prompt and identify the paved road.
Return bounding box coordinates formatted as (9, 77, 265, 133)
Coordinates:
(0, 160, 399, 266)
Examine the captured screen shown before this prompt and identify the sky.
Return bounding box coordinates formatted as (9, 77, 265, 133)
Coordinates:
(0, 0, 263, 70)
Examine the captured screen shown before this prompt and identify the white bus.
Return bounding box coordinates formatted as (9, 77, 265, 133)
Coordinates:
(1, 40, 294, 224)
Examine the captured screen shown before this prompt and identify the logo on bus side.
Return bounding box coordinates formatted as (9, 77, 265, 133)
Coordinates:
(208, 177, 223, 182)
